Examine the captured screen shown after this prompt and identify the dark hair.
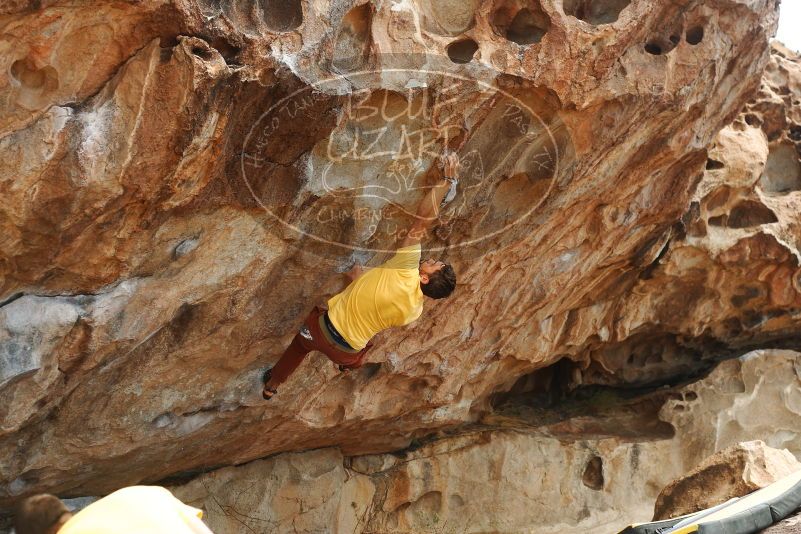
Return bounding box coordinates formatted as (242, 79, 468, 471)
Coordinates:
(421, 264, 456, 299)
(14, 494, 70, 534)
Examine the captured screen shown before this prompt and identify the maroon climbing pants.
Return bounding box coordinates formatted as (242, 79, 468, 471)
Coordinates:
(268, 306, 372, 387)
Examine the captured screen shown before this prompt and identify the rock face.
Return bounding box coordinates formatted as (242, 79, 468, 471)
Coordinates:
(653, 441, 801, 521)
(0, 0, 790, 522)
(169, 349, 801, 533)
(565, 42, 801, 391)
(174, 431, 675, 534)
(171, 448, 375, 534)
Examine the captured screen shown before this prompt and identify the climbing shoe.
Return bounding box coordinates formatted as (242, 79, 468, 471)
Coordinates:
(262, 368, 277, 400)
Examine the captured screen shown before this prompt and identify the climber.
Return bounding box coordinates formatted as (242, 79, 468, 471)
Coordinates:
(262, 152, 459, 400)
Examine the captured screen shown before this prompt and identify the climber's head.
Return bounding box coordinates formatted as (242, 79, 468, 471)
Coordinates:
(419, 259, 456, 299)
(14, 494, 72, 534)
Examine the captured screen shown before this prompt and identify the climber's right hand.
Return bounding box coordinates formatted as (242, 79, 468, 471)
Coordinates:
(441, 152, 459, 180)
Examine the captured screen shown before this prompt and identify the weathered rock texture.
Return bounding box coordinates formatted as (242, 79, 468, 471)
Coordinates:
(172, 448, 375, 534)
(653, 440, 801, 521)
(0, 0, 790, 523)
(562, 42, 801, 390)
(175, 432, 673, 534)
(170, 349, 801, 533)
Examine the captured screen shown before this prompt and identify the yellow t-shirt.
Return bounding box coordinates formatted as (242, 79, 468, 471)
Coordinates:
(58, 486, 211, 534)
(327, 244, 424, 350)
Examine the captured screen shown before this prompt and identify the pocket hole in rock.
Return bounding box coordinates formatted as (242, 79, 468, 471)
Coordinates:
(449, 494, 465, 508)
(582, 455, 604, 490)
(704, 187, 730, 211)
(563, 0, 631, 25)
(11, 59, 42, 87)
(159, 35, 181, 48)
(210, 38, 242, 64)
(706, 158, 725, 170)
(788, 124, 801, 142)
(191, 46, 213, 60)
(261, 0, 303, 32)
(10, 58, 58, 91)
(760, 143, 801, 194)
(744, 113, 761, 127)
(333, 3, 372, 72)
(447, 38, 479, 63)
(644, 42, 663, 55)
(731, 286, 762, 307)
(416, 0, 480, 36)
(726, 200, 778, 229)
(492, 6, 551, 46)
(686, 26, 704, 45)
(644, 19, 682, 56)
(9, 57, 59, 110)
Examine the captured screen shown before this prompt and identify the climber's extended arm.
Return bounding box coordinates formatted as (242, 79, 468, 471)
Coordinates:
(400, 153, 458, 247)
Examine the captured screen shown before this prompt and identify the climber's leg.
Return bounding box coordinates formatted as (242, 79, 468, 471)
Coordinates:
(263, 329, 313, 399)
(308, 309, 371, 370)
(333, 342, 373, 371)
(263, 307, 373, 399)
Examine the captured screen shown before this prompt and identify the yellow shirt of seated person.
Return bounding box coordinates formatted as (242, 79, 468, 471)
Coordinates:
(58, 486, 212, 534)
(327, 243, 424, 350)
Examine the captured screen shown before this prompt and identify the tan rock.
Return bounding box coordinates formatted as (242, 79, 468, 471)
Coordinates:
(0, 0, 788, 518)
(172, 430, 676, 534)
(661, 350, 801, 464)
(356, 432, 674, 534)
(653, 440, 801, 521)
(561, 44, 801, 391)
(171, 448, 375, 534)
(168, 349, 801, 534)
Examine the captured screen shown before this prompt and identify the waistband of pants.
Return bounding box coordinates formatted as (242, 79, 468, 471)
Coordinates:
(321, 311, 358, 353)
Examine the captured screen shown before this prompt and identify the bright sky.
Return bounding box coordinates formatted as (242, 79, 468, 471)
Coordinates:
(775, 1, 801, 52)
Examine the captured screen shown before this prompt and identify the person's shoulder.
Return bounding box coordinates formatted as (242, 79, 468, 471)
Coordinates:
(396, 243, 421, 253)
(380, 243, 421, 270)
(103, 485, 176, 507)
(113, 485, 173, 498)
